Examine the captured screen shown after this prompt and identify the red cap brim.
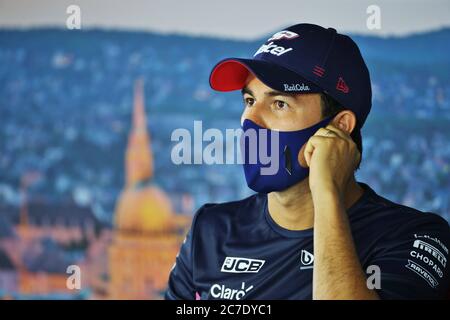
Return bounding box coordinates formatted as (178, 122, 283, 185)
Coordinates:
(209, 58, 322, 93)
(209, 59, 251, 92)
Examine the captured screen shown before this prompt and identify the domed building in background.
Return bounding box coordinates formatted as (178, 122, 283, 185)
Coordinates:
(109, 79, 192, 300)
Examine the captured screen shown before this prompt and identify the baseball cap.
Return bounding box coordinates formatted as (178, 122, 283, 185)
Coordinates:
(209, 23, 372, 128)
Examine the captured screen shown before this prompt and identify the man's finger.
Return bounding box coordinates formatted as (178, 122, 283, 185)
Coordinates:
(324, 124, 352, 142)
(315, 127, 338, 138)
(303, 135, 330, 167)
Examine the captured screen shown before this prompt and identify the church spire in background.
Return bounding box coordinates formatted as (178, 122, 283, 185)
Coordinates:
(125, 78, 153, 187)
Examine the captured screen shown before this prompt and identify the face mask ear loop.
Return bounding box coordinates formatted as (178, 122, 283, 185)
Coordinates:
(283, 145, 292, 175)
(282, 113, 336, 177)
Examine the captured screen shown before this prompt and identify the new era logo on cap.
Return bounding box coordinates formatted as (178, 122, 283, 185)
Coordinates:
(209, 23, 372, 128)
(336, 77, 349, 93)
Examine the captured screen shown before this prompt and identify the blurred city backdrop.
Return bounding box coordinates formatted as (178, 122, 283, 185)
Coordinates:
(0, 25, 450, 299)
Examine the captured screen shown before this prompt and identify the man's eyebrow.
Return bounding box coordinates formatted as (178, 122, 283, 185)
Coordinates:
(241, 86, 297, 99)
(241, 87, 253, 96)
(264, 90, 297, 99)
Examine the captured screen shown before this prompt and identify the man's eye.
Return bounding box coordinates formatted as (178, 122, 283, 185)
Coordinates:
(244, 97, 254, 107)
(274, 100, 289, 110)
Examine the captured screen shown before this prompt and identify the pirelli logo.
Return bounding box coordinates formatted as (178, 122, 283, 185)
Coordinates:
(413, 240, 447, 267)
(221, 257, 265, 273)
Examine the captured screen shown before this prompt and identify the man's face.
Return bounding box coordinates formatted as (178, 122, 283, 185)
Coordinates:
(241, 73, 323, 131)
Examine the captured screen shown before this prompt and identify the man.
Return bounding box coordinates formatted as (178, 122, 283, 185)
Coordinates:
(165, 23, 450, 300)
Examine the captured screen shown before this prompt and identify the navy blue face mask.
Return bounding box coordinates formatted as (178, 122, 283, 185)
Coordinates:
(240, 116, 334, 193)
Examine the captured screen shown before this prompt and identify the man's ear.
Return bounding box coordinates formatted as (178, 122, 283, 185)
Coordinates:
(332, 110, 357, 135)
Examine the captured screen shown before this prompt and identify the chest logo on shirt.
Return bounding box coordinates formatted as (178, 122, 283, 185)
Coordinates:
(210, 281, 254, 300)
(221, 256, 265, 273)
(300, 250, 314, 270)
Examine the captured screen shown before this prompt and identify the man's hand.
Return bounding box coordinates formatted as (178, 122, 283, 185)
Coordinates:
(299, 123, 378, 299)
(302, 124, 361, 200)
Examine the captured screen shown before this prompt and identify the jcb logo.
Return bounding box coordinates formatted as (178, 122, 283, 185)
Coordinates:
(221, 257, 265, 273)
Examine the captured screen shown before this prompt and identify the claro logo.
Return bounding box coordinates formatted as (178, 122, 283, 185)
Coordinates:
(210, 282, 254, 300)
(221, 257, 265, 273)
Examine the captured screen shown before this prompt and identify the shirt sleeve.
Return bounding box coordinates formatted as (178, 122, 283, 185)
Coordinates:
(367, 213, 450, 300)
(164, 205, 204, 300)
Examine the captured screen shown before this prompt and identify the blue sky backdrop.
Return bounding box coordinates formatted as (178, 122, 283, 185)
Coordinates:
(1, 0, 450, 39)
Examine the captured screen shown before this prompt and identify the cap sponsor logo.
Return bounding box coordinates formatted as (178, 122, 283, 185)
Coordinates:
(221, 256, 265, 273)
(268, 30, 299, 42)
(284, 83, 311, 92)
(313, 65, 325, 77)
(336, 77, 349, 93)
(254, 42, 293, 57)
